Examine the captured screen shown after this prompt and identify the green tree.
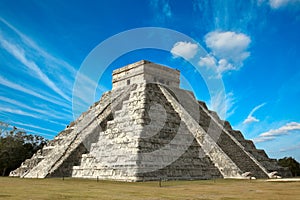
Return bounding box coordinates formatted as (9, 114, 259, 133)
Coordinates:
(278, 157, 300, 177)
(0, 122, 47, 176)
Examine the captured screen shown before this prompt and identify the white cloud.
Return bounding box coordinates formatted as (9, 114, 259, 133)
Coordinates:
(269, 0, 300, 9)
(198, 54, 216, 68)
(243, 103, 266, 124)
(217, 59, 235, 74)
(208, 91, 236, 119)
(244, 116, 259, 124)
(270, 0, 290, 8)
(258, 0, 300, 9)
(171, 41, 198, 60)
(205, 31, 251, 63)
(201, 31, 251, 77)
(252, 136, 275, 143)
(253, 122, 300, 143)
(199, 56, 235, 78)
(260, 122, 300, 137)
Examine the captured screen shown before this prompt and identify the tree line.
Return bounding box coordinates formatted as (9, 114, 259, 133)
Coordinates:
(0, 121, 47, 176)
(278, 157, 300, 177)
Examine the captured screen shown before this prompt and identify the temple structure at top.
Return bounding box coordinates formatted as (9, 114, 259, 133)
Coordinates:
(112, 60, 180, 89)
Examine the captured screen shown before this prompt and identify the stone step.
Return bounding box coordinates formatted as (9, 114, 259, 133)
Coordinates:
(198, 103, 269, 178)
(22, 85, 135, 178)
(159, 85, 243, 178)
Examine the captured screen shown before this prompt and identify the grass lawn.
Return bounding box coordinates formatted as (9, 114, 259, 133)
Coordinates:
(0, 177, 300, 200)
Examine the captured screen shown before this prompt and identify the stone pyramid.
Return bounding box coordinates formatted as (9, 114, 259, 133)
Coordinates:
(11, 60, 291, 181)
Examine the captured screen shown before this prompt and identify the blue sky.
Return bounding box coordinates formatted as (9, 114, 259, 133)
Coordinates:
(0, 0, 300, 161)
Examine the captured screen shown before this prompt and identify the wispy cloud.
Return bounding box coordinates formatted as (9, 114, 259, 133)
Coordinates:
(19, 127, 56, 138)
(0, 96, 71, 120)
(0, 17, 76, 75)
(149, 0, 172, 23)
(72, 72, 109, 118)
(3, 122, 55, 138)
(0, 92, 69, 130)
(0, 107, 42, 119)
(1, 17, 76, 100)
(45, 119, 67, 127)
(279, 143, 300, 152)
(10, 121, 57, 134)
(199, 31, 251, 78)
(0, 33, 70, 101)
(171, 41, 198, 60)
(208, 91, 236, 119)
(0, 75, 69, 108)
(253, 122, 300, 143)
(193, 0, 262, 32)
(243, 103, 266, 124)
(0, 17, 77, 138)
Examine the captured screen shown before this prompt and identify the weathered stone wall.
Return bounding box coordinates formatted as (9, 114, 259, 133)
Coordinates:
(135, 84, 222, 180)
(72, 84, 143, 180)
(72, 83, 223, 181)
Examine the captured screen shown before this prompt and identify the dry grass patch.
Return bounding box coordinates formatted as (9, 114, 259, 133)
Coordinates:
(0, 177, 299, 200)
